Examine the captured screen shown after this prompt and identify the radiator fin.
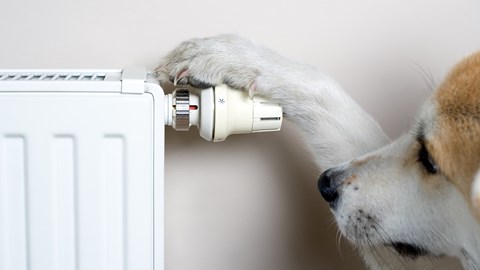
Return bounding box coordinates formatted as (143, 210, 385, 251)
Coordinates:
(52, 136, 77, 270)
(0, 136, 29, 270)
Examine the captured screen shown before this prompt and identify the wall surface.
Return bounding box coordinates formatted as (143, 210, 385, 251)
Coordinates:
(1, 0, 480, 269)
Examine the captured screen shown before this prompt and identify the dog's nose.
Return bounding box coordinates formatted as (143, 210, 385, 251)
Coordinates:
(318, 168, 339, 206)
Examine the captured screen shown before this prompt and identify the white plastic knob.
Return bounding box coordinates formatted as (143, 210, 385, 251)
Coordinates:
(165, 85, 282, 142)
(212, 85, 282, 142)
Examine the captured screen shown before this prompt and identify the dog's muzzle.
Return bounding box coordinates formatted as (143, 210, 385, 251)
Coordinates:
(318, 168, 340, 208)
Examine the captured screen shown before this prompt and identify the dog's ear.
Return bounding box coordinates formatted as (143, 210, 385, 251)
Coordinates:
(472, 168, 480, 217)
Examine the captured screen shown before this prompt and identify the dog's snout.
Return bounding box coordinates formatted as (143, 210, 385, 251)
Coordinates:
(318, 168, 340, 207)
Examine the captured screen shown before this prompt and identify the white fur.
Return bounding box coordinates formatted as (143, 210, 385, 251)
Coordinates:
(473, 169, 480, 214)
(157, 34, 480, 270)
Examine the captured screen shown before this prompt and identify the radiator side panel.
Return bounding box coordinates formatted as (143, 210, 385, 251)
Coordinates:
(0, 93, 155, 270)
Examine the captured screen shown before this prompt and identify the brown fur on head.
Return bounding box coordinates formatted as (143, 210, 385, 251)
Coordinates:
(320, 51, 480, 268)
(431, 52, 480, 216)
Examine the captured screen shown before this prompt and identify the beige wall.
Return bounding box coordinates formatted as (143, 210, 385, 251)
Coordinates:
(1, 0, 479, 269)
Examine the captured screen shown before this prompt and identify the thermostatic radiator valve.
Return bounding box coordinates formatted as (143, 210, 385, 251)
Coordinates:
(165, 85, 283, 142)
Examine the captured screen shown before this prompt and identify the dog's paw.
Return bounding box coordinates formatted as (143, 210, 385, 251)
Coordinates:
(156, 34, 271, 95)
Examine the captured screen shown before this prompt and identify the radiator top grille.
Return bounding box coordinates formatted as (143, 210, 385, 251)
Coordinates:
(0, 72, 107, 81)
(0, 68, 143, 93)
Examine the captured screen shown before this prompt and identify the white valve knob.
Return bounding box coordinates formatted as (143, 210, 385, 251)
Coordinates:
(165, 85, 282, 142)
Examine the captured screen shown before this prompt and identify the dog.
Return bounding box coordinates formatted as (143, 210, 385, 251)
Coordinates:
(156, 34, 480, 270)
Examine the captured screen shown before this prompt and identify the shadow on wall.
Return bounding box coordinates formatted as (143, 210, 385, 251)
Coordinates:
(165, 121, 365, 270)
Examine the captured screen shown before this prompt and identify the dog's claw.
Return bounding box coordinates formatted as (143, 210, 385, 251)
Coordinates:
(174, 70, 189, 86)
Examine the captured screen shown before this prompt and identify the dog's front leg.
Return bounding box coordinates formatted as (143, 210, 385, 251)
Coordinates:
(157, 34, 390, 169)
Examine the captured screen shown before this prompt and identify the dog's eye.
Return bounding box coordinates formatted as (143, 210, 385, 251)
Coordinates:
(418, 143, 438, 174)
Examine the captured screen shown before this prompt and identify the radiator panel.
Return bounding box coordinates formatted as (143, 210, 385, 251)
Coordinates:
(0, 92, 159, 270)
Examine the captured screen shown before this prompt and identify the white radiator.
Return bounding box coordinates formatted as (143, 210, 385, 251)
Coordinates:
(0, 68, 164, 270)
